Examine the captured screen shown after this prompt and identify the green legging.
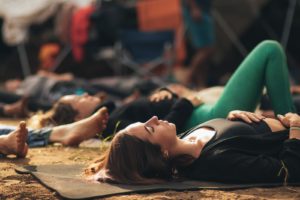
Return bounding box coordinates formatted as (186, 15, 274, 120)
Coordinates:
(184, 40, 296, 129)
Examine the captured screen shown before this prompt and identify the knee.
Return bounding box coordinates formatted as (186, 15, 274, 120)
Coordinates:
(258, 40, 284, 56)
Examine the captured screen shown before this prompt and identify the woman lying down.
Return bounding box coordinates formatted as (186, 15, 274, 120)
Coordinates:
(85, 110, 300, 184)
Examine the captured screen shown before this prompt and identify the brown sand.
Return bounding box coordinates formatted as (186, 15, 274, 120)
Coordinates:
(1, 119, 300, 199)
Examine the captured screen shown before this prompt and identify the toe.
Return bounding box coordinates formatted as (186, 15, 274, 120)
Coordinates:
(19, 121, 26, 129)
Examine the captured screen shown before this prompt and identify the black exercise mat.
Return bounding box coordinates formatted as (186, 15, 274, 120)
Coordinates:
(15, 164, 299, 199)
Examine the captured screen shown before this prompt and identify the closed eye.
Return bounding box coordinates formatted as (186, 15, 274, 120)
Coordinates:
(144, 125, 154, 134)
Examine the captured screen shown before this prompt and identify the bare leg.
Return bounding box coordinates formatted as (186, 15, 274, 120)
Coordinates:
(0, 121, 28, 157)
(49, 107, 109, 146)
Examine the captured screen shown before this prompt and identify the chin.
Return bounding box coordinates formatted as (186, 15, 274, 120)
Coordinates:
(171, 123, 176, 130)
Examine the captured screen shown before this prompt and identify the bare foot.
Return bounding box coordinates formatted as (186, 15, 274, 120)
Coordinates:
(49, 107, 109, 146)
(0, 121, 28, 157)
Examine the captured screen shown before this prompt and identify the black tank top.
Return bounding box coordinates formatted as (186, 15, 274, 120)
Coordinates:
(179, 119, 272, 148)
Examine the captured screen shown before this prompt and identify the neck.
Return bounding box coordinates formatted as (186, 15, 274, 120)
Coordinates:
(168, 138, 203, 159)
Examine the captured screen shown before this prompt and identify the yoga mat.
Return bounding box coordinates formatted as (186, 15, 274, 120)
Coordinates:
(16, 164, 299, 199)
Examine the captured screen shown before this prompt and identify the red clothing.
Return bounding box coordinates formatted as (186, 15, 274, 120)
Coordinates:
(71, 6, 96, 62)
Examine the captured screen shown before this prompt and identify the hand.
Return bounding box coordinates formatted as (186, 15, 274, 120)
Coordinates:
(277, 113, 300, 128)
(290, 85, 300, 94)
(167, 84, 195, 97)
(150, 90, 172, 102)
(185, 94, 203, 107)
(227, 110, 265, 123)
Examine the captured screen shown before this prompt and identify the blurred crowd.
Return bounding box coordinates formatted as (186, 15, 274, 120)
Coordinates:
(0, 0, 217, 88)
(0, 0, 299, 121)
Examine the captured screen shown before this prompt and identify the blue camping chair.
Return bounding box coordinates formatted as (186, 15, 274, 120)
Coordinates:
(114, 29, 175, 79)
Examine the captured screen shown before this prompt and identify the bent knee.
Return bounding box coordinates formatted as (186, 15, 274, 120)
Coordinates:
(259, 40, 284, 55)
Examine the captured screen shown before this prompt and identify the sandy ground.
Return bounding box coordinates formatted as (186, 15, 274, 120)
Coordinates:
(1, 119, 300, 200)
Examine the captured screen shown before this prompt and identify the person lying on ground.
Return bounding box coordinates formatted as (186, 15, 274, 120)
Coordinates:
(0, 70, 110, 113)
(30, 40, 296, 137)
(85, 110, 300, 184)
(0, 107, 108, 158)
(1, 70, 163, 114)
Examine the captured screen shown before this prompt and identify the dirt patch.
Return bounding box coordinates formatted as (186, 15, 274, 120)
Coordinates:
(1, 147, 300, 200)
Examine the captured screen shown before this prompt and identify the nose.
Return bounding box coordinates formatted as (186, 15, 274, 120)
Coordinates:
(145, 116, 159, 125)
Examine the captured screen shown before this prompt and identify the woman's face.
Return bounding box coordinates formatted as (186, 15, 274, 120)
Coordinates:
(59, 93, 101, 120)
(124, 116, 177, 150)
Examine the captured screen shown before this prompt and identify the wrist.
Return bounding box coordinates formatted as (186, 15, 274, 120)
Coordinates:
(289, 127, 300, 139)
(290, 126, 300, 130)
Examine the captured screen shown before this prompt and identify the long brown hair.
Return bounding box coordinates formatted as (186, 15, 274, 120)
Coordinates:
(85, 131, 172, 184)
(27, 102, 78, 128)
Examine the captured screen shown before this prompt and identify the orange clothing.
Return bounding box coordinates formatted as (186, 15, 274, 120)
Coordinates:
(136, 0, 186, 63)
(39, 43, 60, 70)
(71, 6, 96, 62)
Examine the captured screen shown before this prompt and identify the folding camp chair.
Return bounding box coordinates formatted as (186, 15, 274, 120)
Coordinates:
(114, 29, 175, 80)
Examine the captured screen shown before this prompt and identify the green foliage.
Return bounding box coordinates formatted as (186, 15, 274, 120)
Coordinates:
(96, 121, 121, 141)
